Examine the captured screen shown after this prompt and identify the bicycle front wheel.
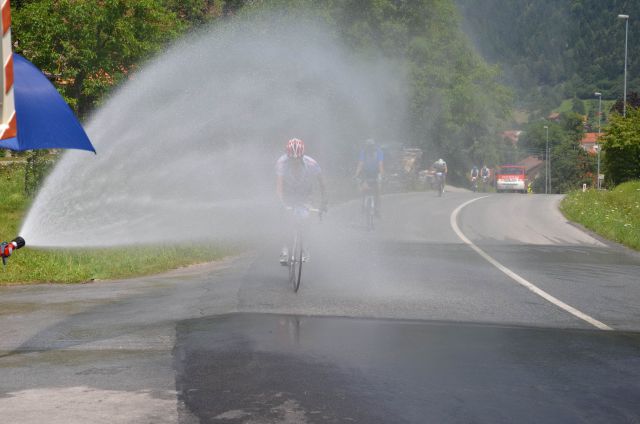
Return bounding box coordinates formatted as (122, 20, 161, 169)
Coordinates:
(289, 234, 303, 292)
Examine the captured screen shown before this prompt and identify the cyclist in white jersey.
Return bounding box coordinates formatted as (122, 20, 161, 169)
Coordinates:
(276, 138, 327, 264)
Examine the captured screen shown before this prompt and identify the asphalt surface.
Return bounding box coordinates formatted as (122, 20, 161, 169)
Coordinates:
(1, 191, 640, 423)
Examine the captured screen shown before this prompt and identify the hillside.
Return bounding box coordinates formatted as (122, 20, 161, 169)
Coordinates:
(457, 0, 640, 110)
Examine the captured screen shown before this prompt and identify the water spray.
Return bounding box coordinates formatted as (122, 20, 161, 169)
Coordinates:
(1, 237, 26, 266)
(19, 16, 406, 247)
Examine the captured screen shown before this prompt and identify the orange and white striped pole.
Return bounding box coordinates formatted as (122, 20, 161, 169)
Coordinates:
(0, 0, 16, 141)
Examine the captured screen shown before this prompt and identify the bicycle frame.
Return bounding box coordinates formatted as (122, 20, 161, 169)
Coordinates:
(363, 193, 375, 231)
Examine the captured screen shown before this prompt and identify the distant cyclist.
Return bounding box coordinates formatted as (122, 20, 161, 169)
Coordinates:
(276, 138, 327, 264)
(470, 165, 479, 180)
(354, 138, 384, 217)
(433, 158, 447, 178)
(481, 165, 490, 181)
(470, 165, 479, 192)
(481, 165, 490, 189)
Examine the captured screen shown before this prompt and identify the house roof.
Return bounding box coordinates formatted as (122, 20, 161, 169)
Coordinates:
(515, 155, 543, 173)
(501, 130, 523, 145)
(580, 132, 600, 144)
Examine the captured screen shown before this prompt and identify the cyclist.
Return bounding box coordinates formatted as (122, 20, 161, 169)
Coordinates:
(480, 165, 490, 190)
(470, 165, 480, 191)
(481, 165, 490, 181)
(432, 158, 448, 190)
(276, 138, 327, 265)
(354, 139, 384, 217)
(470, 165, 479, 180)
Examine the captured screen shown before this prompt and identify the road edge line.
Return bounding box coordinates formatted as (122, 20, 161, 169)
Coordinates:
(450, 197, 613, 331)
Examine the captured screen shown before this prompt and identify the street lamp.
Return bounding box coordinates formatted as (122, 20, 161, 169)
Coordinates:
(618, 14, 629, 117)
(595, 92, 602, 189)
(544, 125, 549, 194)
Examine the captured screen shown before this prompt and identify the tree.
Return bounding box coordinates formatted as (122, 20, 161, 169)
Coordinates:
(549, 138, 595, 193)
(164, 0, 245, 25)
(602, 106, 640, 185)
(611, 91, 640, 115)
(13, 0, 184, 116)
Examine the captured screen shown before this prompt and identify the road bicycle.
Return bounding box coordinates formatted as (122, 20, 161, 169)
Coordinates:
(481, 175, 489, 192)
(285, 205, 322, 292)
(363, 192, 375, 231)
(471, 176, 479, 192)
(435, 172, 445, 197)
(358, 178, 377, 231)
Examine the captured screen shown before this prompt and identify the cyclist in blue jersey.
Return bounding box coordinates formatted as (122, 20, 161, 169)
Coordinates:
(355, 139, 384, 217)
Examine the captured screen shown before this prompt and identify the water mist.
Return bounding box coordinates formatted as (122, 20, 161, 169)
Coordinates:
(20, 15, 406, 248)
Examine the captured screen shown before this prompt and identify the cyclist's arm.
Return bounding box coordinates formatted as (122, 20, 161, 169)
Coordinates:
(316, 173, 327, 212)
(354, 161, 363, 179)
(276, 175, 285, 204)
(377, 149, 384, 177)
(318, 174, 327, 202)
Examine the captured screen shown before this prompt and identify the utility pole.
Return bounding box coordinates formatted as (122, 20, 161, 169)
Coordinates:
(595, 92, 602, 189)
(544, 125, 549, 194)
(618, 14, 630, 117)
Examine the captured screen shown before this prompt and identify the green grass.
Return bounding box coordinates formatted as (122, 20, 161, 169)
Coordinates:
(560, 181, 640, 251)
(553, 98, 617, 116)
(554, 99, 574, 114)
(0, 164, 235, 284)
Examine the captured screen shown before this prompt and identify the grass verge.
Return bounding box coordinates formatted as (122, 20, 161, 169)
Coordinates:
(0, 163, 235, 285)
(560, 181, 640, 251)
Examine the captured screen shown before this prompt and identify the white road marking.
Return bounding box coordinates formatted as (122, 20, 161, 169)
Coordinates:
(450, 197, 613, 331)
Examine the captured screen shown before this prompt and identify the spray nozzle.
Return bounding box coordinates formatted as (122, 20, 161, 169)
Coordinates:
(1, 236, 26, 267)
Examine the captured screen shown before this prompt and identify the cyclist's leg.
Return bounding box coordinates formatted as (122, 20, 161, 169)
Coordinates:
(279, 205, 290, 265)
(374, 178, 381, 217)
(359, 180, 367, 214)
(279, 193, 297, 265)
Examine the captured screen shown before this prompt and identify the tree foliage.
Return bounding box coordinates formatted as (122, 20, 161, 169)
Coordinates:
(12, 0, 187, 116)
(521, 112, 596, 193)
(457, 0, 640, 108)
(245, 0, 514, 182)
(602, 107, 640, 185)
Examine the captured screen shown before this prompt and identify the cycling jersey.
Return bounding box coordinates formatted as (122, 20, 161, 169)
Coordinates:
(359, 147, 384, 179)
(434, 162, 447, 172)
(275, 155, 322, 204)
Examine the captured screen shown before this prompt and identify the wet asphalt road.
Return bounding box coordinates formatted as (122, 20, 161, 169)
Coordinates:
(1, 191, 640, 423)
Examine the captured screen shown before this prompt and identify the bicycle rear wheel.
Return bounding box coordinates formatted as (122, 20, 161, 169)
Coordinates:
(366, 196, 375, 231)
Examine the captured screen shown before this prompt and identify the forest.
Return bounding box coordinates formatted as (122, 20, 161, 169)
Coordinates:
(457, 0, 639, 111)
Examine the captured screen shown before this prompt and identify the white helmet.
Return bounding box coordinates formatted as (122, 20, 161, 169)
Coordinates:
(436, 158, 445, 165)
